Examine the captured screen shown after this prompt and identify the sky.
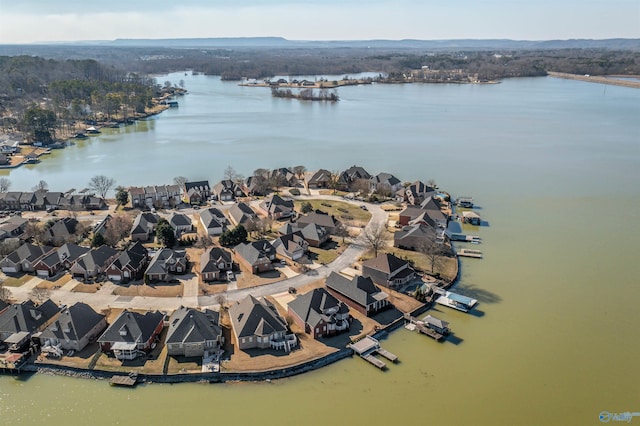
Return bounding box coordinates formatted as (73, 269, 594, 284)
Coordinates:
(0, 0, 638, 44)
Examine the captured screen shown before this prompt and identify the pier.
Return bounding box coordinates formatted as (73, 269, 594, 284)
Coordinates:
(457, 249, 483, 258)
(404, 314, 446, 341)
(348, 336, 398, 370)
(109, 372, 138, 387)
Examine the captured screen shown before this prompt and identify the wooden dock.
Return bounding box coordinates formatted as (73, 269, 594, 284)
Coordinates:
(457, 249, 483, 258)
(109, 373, 138, 387)
(348, 336, 398, 370)
(404, 314, 445, 341)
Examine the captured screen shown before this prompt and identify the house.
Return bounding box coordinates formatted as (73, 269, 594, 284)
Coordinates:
(183, 180, 210, 205)
(199, 208, 227, 236)
(394, 224, 439, 250)
(325, 272, 389, 316)
(128, 184, 181, 208)
(169, 212, 193, 235)
(0, 243, 55, 274)
(93, 214, 112, 237)
(370, 172, 402, 193)
(0, 299, 59, 350)
(288, 288, 350, 339)
(56, 243, 90, 270)
(212, 180, 246, 201)
(306, 169, 332, 189)
(258, 194, 294, 220)
(296, 211, 339, 234)
(398, 180, 436, 205)
(105, 241, 149, 282)
(145, 249, 188, 282)
(69, 245, 119, 280)
(33, 190, 63, 210)
(399, 205, 445, 228)
(419, 197, 449, 228)
(166, 307, 223, 357)
(128, 186, 146, 208)
(229, 295, 295, 351)
(0, 216, 28, 240)
(38, 303, 107, 353)
(362, 253, 416, 289)
(0, 192, 22, 210)
(44, 217, 79, 246)
(270, 168, 297, 187)
(339, 165, 371, 191)
(19, 192, 36, 211)
(97, 310, 164, 360)
(199, 246, 233, 281)
(234, 240, 276, 274)
(272, 231, 308, 261)
(130, 212, 159, 242)
(280, 222, 330, 248)
(33, 249, 64, 278)
(228, 202, 258, 227)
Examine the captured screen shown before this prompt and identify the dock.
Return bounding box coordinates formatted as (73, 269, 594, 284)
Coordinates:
(348, 336, 398, 370)
(435, 290, 478, 313)
(457, 249, 483, 258)
(404, 314, 445, 341)
(109, 373, 138, 387)
(449, 233, 481, 243)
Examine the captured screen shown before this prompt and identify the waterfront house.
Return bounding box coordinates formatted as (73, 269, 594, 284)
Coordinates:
(306, 169, 332, 189)
(19, 192, 36, 211)
(128, 186, 146, 208)
(258, 194, 295, 220)
(130, 212, 159, 242)
(166, 307, 223, 357)
(97, 310, 164, 361)
(105, 241, 148, 282)
(0, 192, 22, 210)
(0, 299, 60, 351)
(370, 172, 402, 193)
(270, 168, 298, 188)
(182, 181, 210, 205)
(169, 212, 193, 236)
(288, 288, 350, 339)
(419, 197, 448, 228)
(0, 243, 55, 274)
(296, 211, 339, 234)
(38, 302, 107, 354)
(212, 179, 247, 201)
(199, 246, 233, 281)
(228, 202, 258, 227)
(339, 165, 372, 191)
(127, 184, 182, 208)
(33, 190, 63, 210)
(145, 248, 188, 282)
(199, 208, 227, 236)
(394, 223, 439, 250)
(362, 253, 416, 289)
(272, 231, 308, 261)
(69, 245, 119, 280)
(325, 272, 389, 317)
(229, 295, 295, 352)
(234, 240, 276, 274)
(397, 181, 436, 205)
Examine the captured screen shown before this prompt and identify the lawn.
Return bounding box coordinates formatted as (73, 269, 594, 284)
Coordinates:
(294, 199, 371, 227)
(307, 240, 345, 265)
(112, 282, 184, 297)
(385, 247, 458, 283)
(71, 282, 100, 293)
(235, 269, 283, 290)
(1, 274, 33, 287)
(37, 274, 72, 290)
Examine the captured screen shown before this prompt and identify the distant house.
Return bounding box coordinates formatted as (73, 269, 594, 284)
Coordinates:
(325, 272, 389, 316)
(339, 165, 371, 191)
(229, 295, 295, 352)
(393, 224, 438, 250)
(272, 231, 308, 261)
(288, 288, 350, 339)
(145, 248, 188, 282)
(199, 246, 233, 282)
(0, 216, 28, 239)
(169, 212, 193, 235)
(234, 240, 276, 274)
(0, 243, 55, 274)
(105, 241, 149, 282)
(0, 192, 22, 210)
(296, 211, 339, 234)
(69, 245, 119, 280)
(129, 184, 181, 208)
(199, 208, 227, 236)
(228, 202, 258, 227)
(97, 310, 165, 360)
(19, 192, 36, 211)
(362, 253, 415, 289)
(44, 217, 79, 246)
(370, 172, 402, 193)
(183, 181, 210, 205)
(280, 222, 329, 248)
(306, 169, 332, 189)
(130, 212, 159, 242)
(166, 307, 223, 357)
(258, 194, 294, 220)
(270, 168, 298, 187)
(212, 180, 247, 201)
(0, 299, 60, 351)
(397, 180, 435, 205)
(38, 303, 107, 353)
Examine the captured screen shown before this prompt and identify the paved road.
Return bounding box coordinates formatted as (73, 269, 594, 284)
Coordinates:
(6, 196, 389, 313)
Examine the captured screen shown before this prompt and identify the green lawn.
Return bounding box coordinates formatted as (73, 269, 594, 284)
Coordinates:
(308, 240, 345, 265)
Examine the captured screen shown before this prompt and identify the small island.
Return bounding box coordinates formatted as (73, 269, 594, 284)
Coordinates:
(0, 164, 485, 383)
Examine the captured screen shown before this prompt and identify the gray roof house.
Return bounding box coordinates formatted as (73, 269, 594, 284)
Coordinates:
(258, 194, 294, 220)
(0, 299, 60, 350)
(234, 240, 276, 274)
(69, 245, 119, 280)
(169, 212, 193, 235)
(38, 302, 107, 353)
(370, 172, 403, 193)
(199, 208, 227, 236)
(307, 169, 332, 189)
(272, 231, 308, 261)
(97, 310, 164, 360)
(183, 181, 210, 205)
(0, 243, 55, 274)
(105, 241, 149, 282)
(296, 211, 339, 234)
(199, 246, 233, 282)
(130, 212, 159, 242)
(228, 202, 258, 226)
(339, 165, 371, 191)
(212, 179, 247, 201)
(45, 217, 79, 246)
(279, 222, 330, 248)
(362, 253, 416, 289)
(325, 272, 389, 316)
(166, 307, 223, 357)
(394, 223, 438, 250)
(288, 288, 350, 339)
(145, 248, 188, 282)
(229, 295, 295, 351)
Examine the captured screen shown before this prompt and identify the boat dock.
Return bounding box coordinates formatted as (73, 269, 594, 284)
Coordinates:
(348, 336, 398, 370)
(457, 249, 483, 258)
(435, 290, 478, 313)
(404, 314, 445, 341)
(109, 373, 138, 387)
(449, 233, 481, 243)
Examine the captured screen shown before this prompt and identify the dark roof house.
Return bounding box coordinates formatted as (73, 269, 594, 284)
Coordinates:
(166, 307, 223, 357)
(288, 288, 350, 338)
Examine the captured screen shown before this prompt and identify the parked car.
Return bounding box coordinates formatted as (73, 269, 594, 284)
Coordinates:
(226, 270, 234, 281)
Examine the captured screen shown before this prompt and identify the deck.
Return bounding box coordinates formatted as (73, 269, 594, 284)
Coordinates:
(457, 249, 483, 258)
(109, 373, 138, 387)
(348, 336, 398, 370)
(404, 314, 445, 341)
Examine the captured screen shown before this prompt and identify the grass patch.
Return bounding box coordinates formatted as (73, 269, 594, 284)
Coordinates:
(37, 274, 72, 290)
(386, 247, 458, 283)
(72, 283, 100, 293)
(2, 274, 34, 287)
(112, 282, 184, 297)
(307, 240, 345, 265)
(294, 199, 371, 227)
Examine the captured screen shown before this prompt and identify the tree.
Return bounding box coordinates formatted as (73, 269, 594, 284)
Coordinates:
(173, 176, 188, 188)
(301, 202, 313, 214)
(91, 232, 106, 247)
(352, 178, 371, 197)
(89, 175, 115, 199)
(335, 222, 349, 243)
(361, 222, 388, 257)
(156, 218, 176, 247)
(219, 225, 248, 247)
(0, 177, 10, 192)
(29, 287, 51, 304)
(22, 107, 57, 142)
(418, 235, 447, 275)
(292, 165, 307, 180)
(224, 165, 239, 181)
(0, 282, 11, 303)
(104, 214, 133, 247)
(33, 180, 49, 191)
(115, 186, 129, 207)
(328, 171, 341, 195)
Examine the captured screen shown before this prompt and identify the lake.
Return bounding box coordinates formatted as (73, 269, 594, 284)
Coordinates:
(1, 73, 639, 425)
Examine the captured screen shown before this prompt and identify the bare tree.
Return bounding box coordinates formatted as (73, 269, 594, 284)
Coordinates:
(173, 176, 188, 188)
(328, 170, 341, 195)
(334, 222, 350, 243)
(223, 165, 238, 181)
(292, 165, 306, 180)
(29, 287, 51, 304)
(427, 178, 438, 189)
(25, 221, 45, 244)
(33, 180, 49, 191)
(216, 293, 227, 310)
(89, 175, 115, 199)
(352, 178, 371, 197)
(418, 235, 447, 274)
(361, 222, 387, 257)
(0, 177, 10, 192)
(0, 282, 11, 302)
(104, 214, 133, 247)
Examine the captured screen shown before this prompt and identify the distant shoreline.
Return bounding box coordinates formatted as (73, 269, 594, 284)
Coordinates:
(547, 71, 640, 88)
